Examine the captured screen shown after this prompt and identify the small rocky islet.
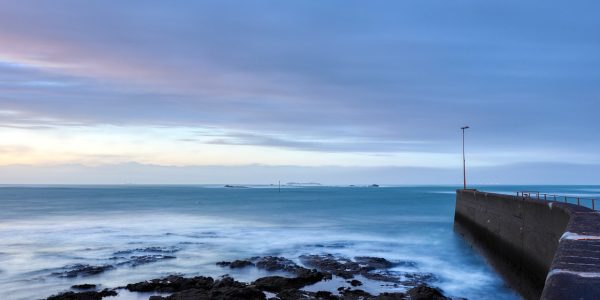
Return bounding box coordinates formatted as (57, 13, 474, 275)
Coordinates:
(45, 254, 457, 300)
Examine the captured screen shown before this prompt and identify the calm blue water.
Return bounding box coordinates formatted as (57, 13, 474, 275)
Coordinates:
(1, 185, 596, 300)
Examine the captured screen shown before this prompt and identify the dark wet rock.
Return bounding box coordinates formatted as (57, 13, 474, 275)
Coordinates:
(354, 256, 394, 270)
(406, 285, 450, 300)
(274, 289, 339, 300)
(130, 277, 449, 300)
(299, 254, 433, 287)
(249, 256, 335, 282)
(209, 286, 265, 299)
(146, 276, 265, 300)
(299, 254, 360, 279)
(253, 271, 326, 292)
(253, 256, 308, 274)
(275, 288, 313, 300)
(372, 292, 407, 300)
(114, 255, 176, 267)
(314, 291, 339, 300)
(108, 256, 127, 260)
(403, 272, 437, 284)
(213, 276, 247, 289)
(361, 269, 436, 286)
(361, 270, 402, 283)
(126, 275, 214, 292)
(348, 279, 362, 287)
(46, 254, 452, 300)
(155, 286, 265, 300)
(52, 264, 114, 278)
(339, 288, 373, 299)
(216, 261, 231, 267)
(71, 284, 97, 290)
(114, 246, 180, 255)
(299, 254, 398, 277)
(129, 255, 176, 267)
(253, 276, 296, 292)
(231, 259, 255, 268)
(216, 259, 255, 268)
(43, 252, 456, 300)
(335, 289, 405, 300)
(46, 289, 117, 300)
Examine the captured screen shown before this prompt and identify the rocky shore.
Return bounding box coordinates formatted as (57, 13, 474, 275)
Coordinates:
(45, 254, 458, 300)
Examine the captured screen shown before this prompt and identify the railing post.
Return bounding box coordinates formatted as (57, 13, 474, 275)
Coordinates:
(577, 197, 580, 205)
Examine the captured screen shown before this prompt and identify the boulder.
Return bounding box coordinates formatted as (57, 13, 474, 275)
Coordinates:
(46, 289, 117, 300)
(253, 271, 326, 292)
(406, 285, 450, 300)
(216, 260, 255, 268)
(71, 284, 97, 290)
(126, 275, 214, 292)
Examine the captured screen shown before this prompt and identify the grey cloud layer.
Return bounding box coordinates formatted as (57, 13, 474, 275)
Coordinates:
(0, 0, 599, 155)
(202, 132, 434, 153)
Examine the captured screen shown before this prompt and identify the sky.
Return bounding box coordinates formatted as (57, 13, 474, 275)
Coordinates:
(0, 0, 599, 184)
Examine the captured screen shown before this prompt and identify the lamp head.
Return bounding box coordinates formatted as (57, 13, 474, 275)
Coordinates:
(461, 126, 470, 130)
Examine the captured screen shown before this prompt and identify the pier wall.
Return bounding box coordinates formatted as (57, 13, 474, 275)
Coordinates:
(454, 190, 600, 300)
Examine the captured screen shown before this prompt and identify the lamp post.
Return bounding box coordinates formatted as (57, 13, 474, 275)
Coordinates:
(461, 126, 470, 190)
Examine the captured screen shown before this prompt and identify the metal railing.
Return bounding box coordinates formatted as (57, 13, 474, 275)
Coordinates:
(516, 191, 598, 211)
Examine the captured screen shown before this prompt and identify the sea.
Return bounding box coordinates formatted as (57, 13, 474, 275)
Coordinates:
(1, 185, 597, 300)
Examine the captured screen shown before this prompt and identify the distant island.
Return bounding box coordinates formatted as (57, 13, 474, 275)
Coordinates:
(224, 185, 249, 188)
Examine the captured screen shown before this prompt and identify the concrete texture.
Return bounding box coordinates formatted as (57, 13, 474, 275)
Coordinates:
(455, 190, 600, 300)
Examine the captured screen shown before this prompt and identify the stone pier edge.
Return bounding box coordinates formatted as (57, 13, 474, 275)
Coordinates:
(455, 189, 600, 300)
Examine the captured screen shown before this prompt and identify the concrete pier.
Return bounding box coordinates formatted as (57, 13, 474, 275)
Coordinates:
(455, 190, 600, 300)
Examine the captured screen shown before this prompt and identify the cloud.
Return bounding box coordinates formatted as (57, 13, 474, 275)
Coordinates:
(0, 108, 86, 130)
(203, 132, 432, 153)
(0, 145, 32, 154)
(0, 0, 598, 164)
